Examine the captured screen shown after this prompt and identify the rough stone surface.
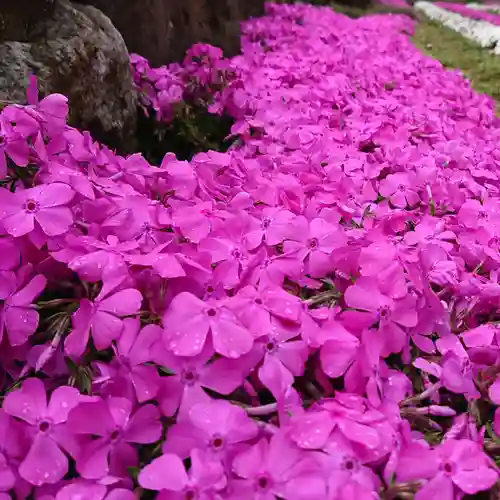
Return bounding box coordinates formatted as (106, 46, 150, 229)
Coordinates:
(0, 0, 137, 152)
(73, 0, 266, 67)
(0, 0, 56, 43)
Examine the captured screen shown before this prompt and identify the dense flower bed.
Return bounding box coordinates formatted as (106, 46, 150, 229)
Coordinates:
(2, 2, 500, 498)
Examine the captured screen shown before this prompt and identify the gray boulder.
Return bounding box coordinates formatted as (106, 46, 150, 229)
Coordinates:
(0, 0, 137, 152)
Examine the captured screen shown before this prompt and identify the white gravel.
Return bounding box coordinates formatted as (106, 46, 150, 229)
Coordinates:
(415, 1, 500, 54)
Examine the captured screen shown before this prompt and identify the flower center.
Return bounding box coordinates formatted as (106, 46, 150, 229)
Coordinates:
(184, 488, 198, 500)
(210, 434, 225, 451)
(378, 306, 391, 319)
(255, 298, 263, 305)
(265, 338, 278, 353)
(207, 308, 217, 317)
(262, 217, 272, 229)
(38, 420, 51, 433)
(256, 474, 272, 491)
(110, 429, 121, 441)
(342, 457, 358, 472)
(479, 210, 488, 220)
(308, 238, 319, 249)
(25, 199, 39, 213)
(182, 369, 198, 386)
(440, 461, 455, 475)
(397, 184, 406, 192)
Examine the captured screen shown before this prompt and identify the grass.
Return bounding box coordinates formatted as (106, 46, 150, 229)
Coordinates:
(330, 2, 419, 18)
(412, 17, 500, 108)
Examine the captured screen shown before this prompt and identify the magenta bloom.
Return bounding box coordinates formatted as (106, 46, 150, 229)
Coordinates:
(163, 400, 258, 459)
(319, 320, 360, 378)
(344, 276, 417, 356)
(319, 431, 380, 499)
(244, 207, 296, 250)
(171, 201, 214, 243)
(3, 378, 82, 486)
(397, 439, 498, 498)
(95, 318, 162, 403)
(488, 376, 500, 435)
(68, 397, 162, 479)
(0, 270, 46, 346)
(232, 433, 326, 500)
(0, 183, 74, 237)
(65, 288, 143, 358)
(289, 393, 387, 456)
(155, 344, 248, 419)
(139, 449, 227, 499)
(379, 172, 420, 208)
(284, 217, 346, 277)
(163, 292, 253, 359)
(0, 409, 26, 493)
(255, 321, 309, 400)
(54, 482, 136, 500)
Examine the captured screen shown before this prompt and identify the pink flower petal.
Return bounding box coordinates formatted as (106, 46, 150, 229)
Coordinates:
(98, 289, 143, 316)
(36, 183, 74, 208)
(138, 454, 188, 492)
(47, 386, 81, 423)
(35, 207, 74, 236)
(3, 378, 46, 424)
(124, 404, 162, 444)
(20, 435, 67, 486)
(2, 211, 35, 238)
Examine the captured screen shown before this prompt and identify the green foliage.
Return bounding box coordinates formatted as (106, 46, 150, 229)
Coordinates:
(136, 104, 234, 164)
(329, 2, 417, 18)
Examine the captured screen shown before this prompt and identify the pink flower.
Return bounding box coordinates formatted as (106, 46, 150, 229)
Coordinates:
(289, 393, 389, 458)
(319, 320, 360, 378)
(94, 318, 162, 403)
(0, 270, 46, 346)
(171, 201, 214, 243)
(252, 320, 309, 399)
(232, 432, 326, 500)
(0, 409, 26, 493)
(414, 351, 479, 398)
(163, 292, 253, 359)
(163, 400, 258, 459)
(128, 240, 210, 279)
(52, 481, 136, 500)
(65, 288, 143, 358)
(244, 207, 296, 250)
(284, 217, 346, 277)
(68, 397, 162, 479)
(154, 344, 249, 419)
(319, 431, 380, 500)
(397, 439, 498, 498)
(139, 449, 227, 499)
(0, 183, 74, 237)
(344, 276, 417, 356)
(3, 378, 82, 486)
(379, 172, 420, 208)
